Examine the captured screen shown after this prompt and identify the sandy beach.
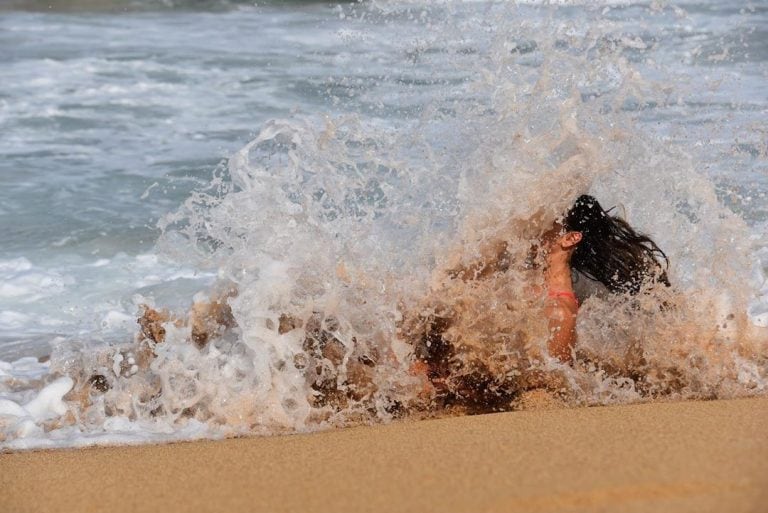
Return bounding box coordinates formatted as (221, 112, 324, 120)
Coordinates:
(2, 396, 767, 513)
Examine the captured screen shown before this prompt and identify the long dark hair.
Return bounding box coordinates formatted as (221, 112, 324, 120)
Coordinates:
(564, 195, 670, 294)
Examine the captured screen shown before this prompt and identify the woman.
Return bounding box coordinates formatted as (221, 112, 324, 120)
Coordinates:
(132, 195, 670, 410)
(406, 194, 670, 410)
(540, 195, 669, 363)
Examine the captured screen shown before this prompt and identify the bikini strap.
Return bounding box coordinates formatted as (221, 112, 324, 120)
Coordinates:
(547, 289, 579, 307)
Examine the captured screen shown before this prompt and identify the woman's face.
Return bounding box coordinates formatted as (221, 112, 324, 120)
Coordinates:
(525, 221, 582, 269)
(527, 221, 582, 268)
(526, 222, 565, 269)
(540, 222, 567, 251)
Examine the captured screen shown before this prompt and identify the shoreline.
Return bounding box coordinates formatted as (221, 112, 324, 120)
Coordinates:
(2, 397, 767, 513)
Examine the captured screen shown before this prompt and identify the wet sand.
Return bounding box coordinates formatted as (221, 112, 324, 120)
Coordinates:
(2, 397, 767, 513)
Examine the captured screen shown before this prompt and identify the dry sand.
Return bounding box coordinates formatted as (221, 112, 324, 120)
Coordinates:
(2, 397, 767, 513)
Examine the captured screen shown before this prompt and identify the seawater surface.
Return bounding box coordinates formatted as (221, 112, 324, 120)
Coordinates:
(0, 0, 767, 450)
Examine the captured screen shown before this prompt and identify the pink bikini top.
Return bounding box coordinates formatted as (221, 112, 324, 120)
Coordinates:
(547, 289, 579, 308)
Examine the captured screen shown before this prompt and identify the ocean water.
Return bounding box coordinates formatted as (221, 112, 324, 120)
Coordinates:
(0, 0, 767, 450)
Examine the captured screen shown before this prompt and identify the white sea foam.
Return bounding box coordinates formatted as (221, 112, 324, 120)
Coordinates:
(22, 377, 74, 420)
(0, 258, 72, 303)
(0, 251, 216, 360)
(748, 241, 768, 327)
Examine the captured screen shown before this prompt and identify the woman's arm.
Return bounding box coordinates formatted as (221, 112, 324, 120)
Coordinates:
(545, 298, 578, 364)
(446, 240, 510, 281)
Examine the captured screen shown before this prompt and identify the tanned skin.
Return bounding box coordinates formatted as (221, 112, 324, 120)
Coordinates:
(539, 223, 582, 364)
(439, 221, 583, 365)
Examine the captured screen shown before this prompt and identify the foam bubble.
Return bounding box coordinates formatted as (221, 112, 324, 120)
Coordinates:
(22, 377, 73, 421)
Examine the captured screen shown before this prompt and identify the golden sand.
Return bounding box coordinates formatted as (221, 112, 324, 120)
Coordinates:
(2, 397, 767, 513)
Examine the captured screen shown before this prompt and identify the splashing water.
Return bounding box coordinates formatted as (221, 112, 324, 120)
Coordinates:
(1, 1, 767, 450)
